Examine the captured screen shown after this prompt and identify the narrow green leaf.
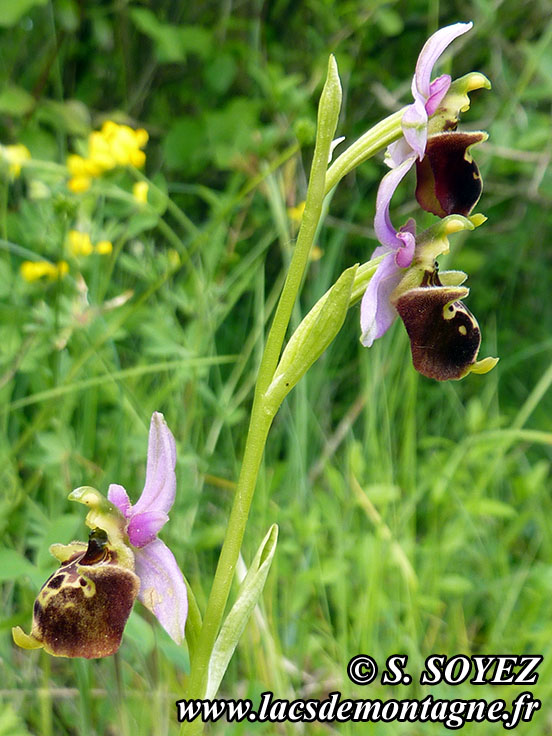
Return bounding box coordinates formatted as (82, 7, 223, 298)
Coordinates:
(206, 524, 278, 699)
(0, 549, 36, 582)
(264, 265, 357, 412)
(0, 85, 34, 116)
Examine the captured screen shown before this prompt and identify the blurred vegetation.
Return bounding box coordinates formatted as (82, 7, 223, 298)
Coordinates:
(1, 0, 552, 734)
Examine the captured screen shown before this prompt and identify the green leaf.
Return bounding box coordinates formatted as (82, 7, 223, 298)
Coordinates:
(163, 118, 209, 174)
(0, 703, 33, 736)
(204, 98, 261, 169)
(206, 524, 278, 699)
(0, 0, 48, 27)
(0, 85, 34, 116)
(264, 264, 357, 412)
(36, 99, 90, 136)
(130, 9, 211, 63)
(0, 549, 36, 581)
(465, 498, 516, 519)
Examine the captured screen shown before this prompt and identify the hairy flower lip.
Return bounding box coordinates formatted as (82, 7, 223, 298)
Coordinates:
(394, 284, 483, 381)
(415, 131, 487, 217)
(12, 527, 140, 659)
(13, 413, 188, 658)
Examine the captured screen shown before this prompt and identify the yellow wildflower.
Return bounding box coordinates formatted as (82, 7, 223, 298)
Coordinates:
(68, 230, 93, 256)
(68, 176, 92, 193)
(310, 245, 324, 262)
(99, 121, 147, 167)
(95, 240, 113, 255)
(134, 129, 149, 147)
(167, 249, 180, 268)
(1, 143, 31, 178)
(132, 181, 149, 205)
(287, 200, 306, 223)
(88, 131, 116, 172)
(21, 260, 68, 282)
(66, 121, 148, 193)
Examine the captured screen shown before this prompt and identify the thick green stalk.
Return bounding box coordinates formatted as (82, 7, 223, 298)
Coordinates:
(183, 56, 342, 715)
(324, 107, 405, 194)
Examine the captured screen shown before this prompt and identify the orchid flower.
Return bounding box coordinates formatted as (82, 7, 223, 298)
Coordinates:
(386, 22, 489, 218)
(360, 21, 496, 379)
(359, 159, 497, 379)
(388, 22, 473, 165)
(13, 412, 187, 658)
(362, 202, 498, 380)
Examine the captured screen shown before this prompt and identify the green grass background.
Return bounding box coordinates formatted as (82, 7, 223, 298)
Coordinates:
(1, 0, 552, 733)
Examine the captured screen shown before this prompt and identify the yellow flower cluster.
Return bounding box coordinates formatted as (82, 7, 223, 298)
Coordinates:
(287, 200, 305, 224)
(20, 260, 69, 282)
(67, 121, 148, 193)
(0, 143, 31, 178)
(132, 181, 149, 204)
(68, 230, 113, 256)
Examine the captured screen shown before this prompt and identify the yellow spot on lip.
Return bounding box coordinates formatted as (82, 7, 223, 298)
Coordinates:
(458, 325, 467, 335)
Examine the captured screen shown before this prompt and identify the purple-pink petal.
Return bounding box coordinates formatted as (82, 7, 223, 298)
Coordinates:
(360, 252, 403, 347)
(374, 155, 417, 248)
(108, 483, 132, 518)
(425, 74, 451, 116)
(414, 22, 472, 99)
(386, 137, 415, 169)
(128, 510, 170, 548)
(395, 226, 416, 268)
(134, 537, 188, 644)
(400, 97, 429, 160)
(393, 23, 472, 164)
(132, 412, 176, 518)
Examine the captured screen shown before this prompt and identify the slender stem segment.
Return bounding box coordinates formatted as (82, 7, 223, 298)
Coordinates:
(184, 56, 342, 712)
(325, 107, 405, 194)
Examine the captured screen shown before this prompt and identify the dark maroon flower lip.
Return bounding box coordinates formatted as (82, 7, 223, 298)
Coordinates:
(415, 131, 487, 218)
(16, 527, 140, 659)
(394, 284, 482, 381)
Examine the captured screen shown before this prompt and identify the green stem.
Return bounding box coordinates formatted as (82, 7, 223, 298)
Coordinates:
(184, 56, 342, 714)
(324, 107, 405, 194)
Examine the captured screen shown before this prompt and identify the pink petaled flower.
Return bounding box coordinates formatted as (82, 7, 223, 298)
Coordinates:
(387, 22, 473, 166)
(108, 412, 187, 643)
(361, 22, 485, 348)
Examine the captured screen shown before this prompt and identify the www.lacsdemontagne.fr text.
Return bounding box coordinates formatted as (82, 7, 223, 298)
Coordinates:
(176, 690, 540, 729)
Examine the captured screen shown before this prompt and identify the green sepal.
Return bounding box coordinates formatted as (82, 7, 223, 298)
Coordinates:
(391, 215, 478, 303)
(50, 541, 87, 563)
(428, 72, 491, 135)
(264, 264, 357, 413)
(206, 524, 278, 699)
(12, 626, 43, 650)
(68, 486, 134, 570)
